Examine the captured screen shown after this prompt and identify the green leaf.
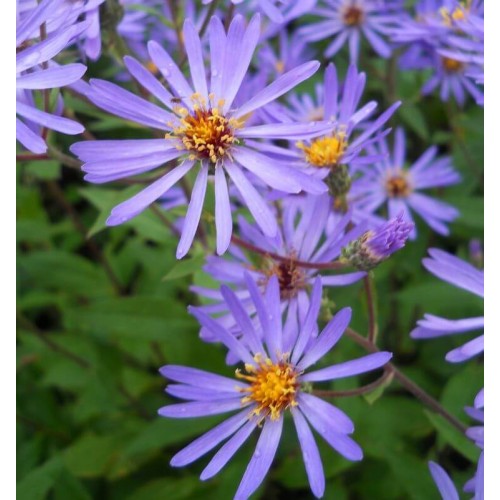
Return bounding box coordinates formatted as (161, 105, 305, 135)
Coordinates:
(441, 363, 484, 417)
(17, 457, 64, 500)
(63, 433, 123, 478)
(447, 196, 484, 230)
(363, 372, 394, 405)
(122, 417, 223, 461)
(125, 477, 208, 500)
(53, 469, 91, 500)
(24, 160, 61, 180)
(384, 450, 437, 500)
(79, 186, 140, 237)
(399, 104, 429, 141)
(63, 296, 196, 342)
(162, 254, 206, 281)
(18, 251, 112, 296)
(425, 411, 480, 462)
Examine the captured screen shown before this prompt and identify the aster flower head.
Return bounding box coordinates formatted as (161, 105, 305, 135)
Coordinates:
(265, 62, 400, 195)
(16, 0, 87, 153)
(341, 212, 413, 271)
(411, 249, 484, 363)
(299, 0, 405, 63)
(406, 47, 484, 106)
(159, 275, 392, 499)
(192, 195, 366, 347)
(391, 0, 484, 44)
(71, 14, 329, 259)
(392, 0, 483, 105)
(437, 10, 484, 104)
(354, 127, 460, 238)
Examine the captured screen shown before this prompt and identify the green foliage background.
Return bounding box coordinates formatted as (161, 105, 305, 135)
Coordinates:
(17, 7, 483, 500)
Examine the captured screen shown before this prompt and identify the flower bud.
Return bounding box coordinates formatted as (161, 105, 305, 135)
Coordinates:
(342, 213, 413, 270)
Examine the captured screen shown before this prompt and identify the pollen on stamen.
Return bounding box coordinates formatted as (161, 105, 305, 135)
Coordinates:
(167, 93, 239, 163)
(236, 354, 300, 421)
(385, 170, 412, 198)
(297, 132, 348, 169)
(440, 4, 468, 26)
(441, 56, 464, 73)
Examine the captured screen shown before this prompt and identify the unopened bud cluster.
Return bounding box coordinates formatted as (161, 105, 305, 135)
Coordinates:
(342, 214, 414, 271)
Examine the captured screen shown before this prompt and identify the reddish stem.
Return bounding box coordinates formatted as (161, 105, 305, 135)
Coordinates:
(230, 235, 348, 271)
(313, 369, 393, 398)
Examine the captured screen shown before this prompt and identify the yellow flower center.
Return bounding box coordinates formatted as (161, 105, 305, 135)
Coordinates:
(236, 355, 299, 420)
(343, 5, 364, 26)
(261, 257, 307, 300)
(167, 93, 240, 164)
(385, 171, 412, 198)
(297, 133, 348, 168)
(441, 56, 464, 73)
(440, 2, 469, 26)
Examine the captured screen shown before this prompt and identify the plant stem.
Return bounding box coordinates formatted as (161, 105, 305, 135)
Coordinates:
(386, 54, 398, 105)
(47, 145, 82, 169)
(150, 204, 181, 236)
(17, 153, 49, 161)
(313, 369, 393, 398)
(17, 313, 90, 369)
(225, 4, 235, 30)
(345, 327, 468, 434)
(166, 0, 185, 61)
(364, 273, 378, 343)
(231, 235, 348, 270)
(199, 0, 220, 38)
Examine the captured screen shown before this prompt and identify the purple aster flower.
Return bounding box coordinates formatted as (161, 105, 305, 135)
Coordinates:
(159, 275, 392, 499)
(341, 212, 413, 270)
(192, 195, 366, 348)
(16, 0, 87, 153)
(391, 0, 483, 45)
(71, 14, 329, 259)
(264, 63, 400, 186)
(411, 248, 484, 363)
(353, 128, 460, 238)
(421, 51, 483, 106)
(299, 0, 405, 63)
(392, 0, 483, 105)
(438, 13, 484, 104)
